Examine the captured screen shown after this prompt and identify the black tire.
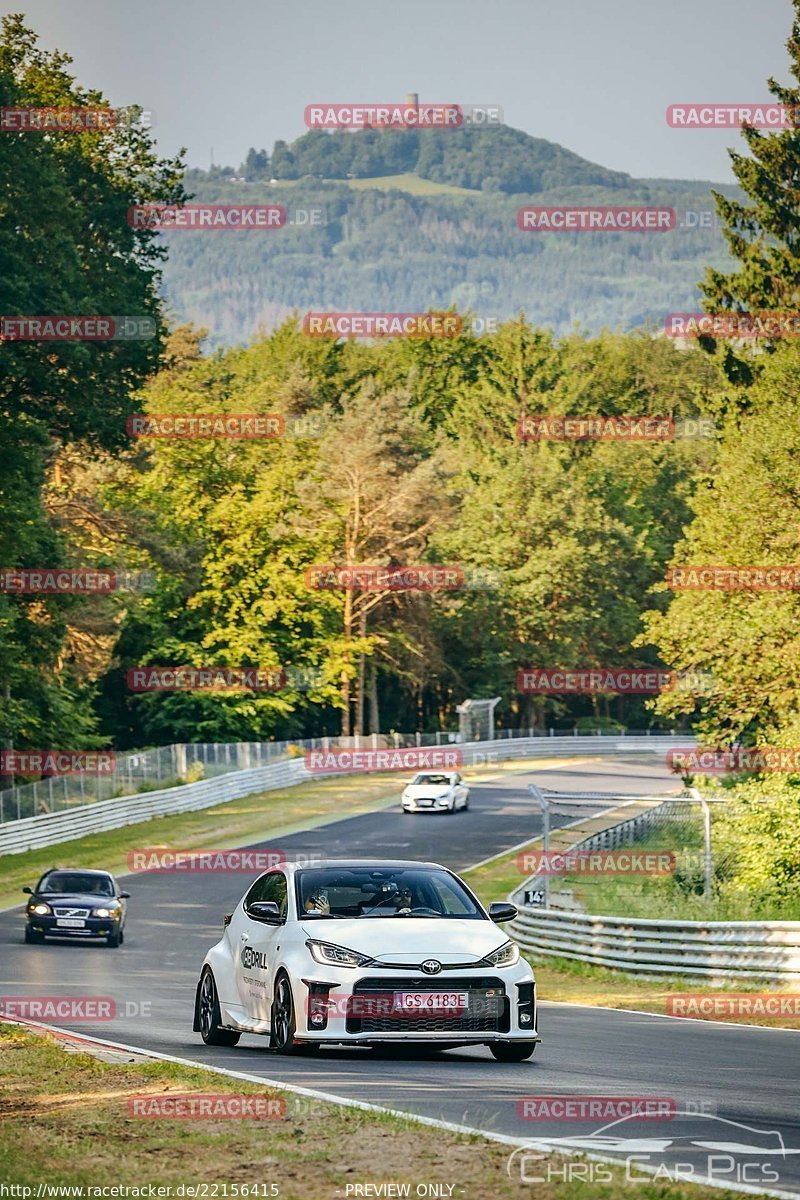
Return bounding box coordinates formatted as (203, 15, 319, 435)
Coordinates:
(198, 968, 241, 1047)
(106, 930, 120, 947)
(270, 973, 302, 1054)
(490, 1042, 537, 1062)
(119, 928, 125, 945)
(24, 927, 44, 944)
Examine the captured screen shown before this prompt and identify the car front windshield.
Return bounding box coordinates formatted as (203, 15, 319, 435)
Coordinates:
(411, 774, 451, 786)
(39, 872, 114, 896)
(297, 867, 482, 919)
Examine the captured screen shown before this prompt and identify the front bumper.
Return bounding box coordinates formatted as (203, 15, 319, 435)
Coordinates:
(401, 797, 453, 812)
(296, 962, 537, 1043)
(27, 914, 122, 939)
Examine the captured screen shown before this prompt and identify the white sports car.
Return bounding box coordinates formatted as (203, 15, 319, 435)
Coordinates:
(193, 858, 539, 1061)
(401, 771, 469, 814)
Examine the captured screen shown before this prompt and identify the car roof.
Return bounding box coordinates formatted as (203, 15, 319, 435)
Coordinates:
(39, 867, 114, 878)
(292, 858, 444, 871)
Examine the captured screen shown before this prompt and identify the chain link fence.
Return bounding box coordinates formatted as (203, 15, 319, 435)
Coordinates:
(0, 724, 684, 825)
(531, 789, 795, 922)
(0, 731, 461, 823)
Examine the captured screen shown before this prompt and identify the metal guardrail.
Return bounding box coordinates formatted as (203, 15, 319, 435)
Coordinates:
(0, 734, 691, 856)
(508, 907, 800, 981)
(508, 794, 800, 981)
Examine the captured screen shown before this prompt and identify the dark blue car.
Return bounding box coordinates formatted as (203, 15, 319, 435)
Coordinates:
(23, 868, 129, 947)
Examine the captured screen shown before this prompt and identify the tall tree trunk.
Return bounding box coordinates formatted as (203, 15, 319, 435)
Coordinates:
(0, 683, 11, 791)
(368, 663, 380, 734)
(355, 607, 367, 736)
(341, 587, 353, 737)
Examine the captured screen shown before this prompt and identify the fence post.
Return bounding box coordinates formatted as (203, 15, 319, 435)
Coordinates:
(529, 783, 549, 911)
(689, 787, 713, 901)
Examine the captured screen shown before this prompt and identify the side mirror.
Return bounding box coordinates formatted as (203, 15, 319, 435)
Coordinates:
(22, 886, 32, 894)
(247, 900, 283, 925)
(488, 902, 517, 923)
(118, 892, 131, 900)
(223, 913, 233, 927)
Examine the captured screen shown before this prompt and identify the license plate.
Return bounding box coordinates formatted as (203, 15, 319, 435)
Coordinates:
(393, 991, 468, 1012)
(56, 918, 85, 928)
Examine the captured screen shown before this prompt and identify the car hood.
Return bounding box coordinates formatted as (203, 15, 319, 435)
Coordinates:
(301, 917, 507, 963)
(403, 784, 452, 798)
(36, 892, 118, 906)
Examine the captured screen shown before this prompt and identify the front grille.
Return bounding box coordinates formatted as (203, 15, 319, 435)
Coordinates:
(53, 908, 90, 918)
(346, 975, 509, 1034)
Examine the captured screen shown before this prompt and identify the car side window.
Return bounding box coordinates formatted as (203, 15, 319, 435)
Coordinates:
(245, 872, 288, 919)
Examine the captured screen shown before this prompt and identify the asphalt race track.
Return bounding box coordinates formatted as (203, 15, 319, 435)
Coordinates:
(3, 756, 800, 1195)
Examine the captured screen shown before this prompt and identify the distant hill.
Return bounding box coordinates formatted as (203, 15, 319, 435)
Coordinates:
(160, 125, 738, 348)
(264, 125, 633, 195)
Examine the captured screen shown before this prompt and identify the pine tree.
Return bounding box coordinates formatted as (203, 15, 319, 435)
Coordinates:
(702, 3, 800, 322)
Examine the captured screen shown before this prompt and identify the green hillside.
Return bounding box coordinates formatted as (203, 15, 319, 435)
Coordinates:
(163, 126, 737, 348)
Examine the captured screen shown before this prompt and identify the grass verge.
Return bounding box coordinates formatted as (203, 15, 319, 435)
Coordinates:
(0, 1022, 746, 1200)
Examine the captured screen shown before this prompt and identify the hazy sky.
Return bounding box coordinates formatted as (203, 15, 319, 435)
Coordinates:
(4, 0, 796, 181)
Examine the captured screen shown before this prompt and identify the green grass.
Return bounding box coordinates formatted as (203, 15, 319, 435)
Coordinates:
(556, 824, 800, 922)
(344, 172, 483, 197)
(0, 1022, 750, 1199)
(0, 773, 404, 910)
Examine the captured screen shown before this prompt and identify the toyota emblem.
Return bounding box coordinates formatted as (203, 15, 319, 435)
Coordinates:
(421, 959, 442, 975)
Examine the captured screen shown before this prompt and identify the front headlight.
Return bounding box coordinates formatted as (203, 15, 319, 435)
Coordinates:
(30, 903, 51, 916)
(93, 906, 119, 918)
(306, 940, 369, 968)
(484, 940, 519, 967)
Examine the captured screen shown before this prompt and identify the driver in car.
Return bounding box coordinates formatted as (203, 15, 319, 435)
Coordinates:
(304, 889, 330, 914)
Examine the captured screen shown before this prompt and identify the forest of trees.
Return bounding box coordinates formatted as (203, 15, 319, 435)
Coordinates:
(2, 10, 800, 778)
(163, 173, 737, 350)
